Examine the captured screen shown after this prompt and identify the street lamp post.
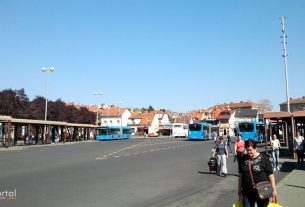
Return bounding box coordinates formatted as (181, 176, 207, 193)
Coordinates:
(94, 92, 103, 126)
(41, 67, 54, 144)
(41, 67, 55, 122)
(117, 101, 123, 139)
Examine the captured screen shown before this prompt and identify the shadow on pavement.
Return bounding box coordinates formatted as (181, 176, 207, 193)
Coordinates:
(280, 161, 298, 173)
(198, 171, 239, 177)
(285, 184, 305, 189)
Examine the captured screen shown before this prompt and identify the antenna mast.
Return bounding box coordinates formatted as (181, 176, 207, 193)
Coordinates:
(281, 16, 290, 112)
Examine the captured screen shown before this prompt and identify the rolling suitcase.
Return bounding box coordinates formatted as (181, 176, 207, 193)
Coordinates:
(208, 157, 217, 173)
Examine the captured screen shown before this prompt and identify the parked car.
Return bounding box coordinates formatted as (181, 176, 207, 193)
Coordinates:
(147, 132, 158, 137)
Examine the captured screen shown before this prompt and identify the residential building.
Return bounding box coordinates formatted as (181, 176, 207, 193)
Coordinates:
(128, 111, 142, 135)
(211, 101, 263, 129)
(137, 110, 170, 135)
(100, 105, 131, 127)
(217, 110, 235, 136)
(280, 97, 305, 112)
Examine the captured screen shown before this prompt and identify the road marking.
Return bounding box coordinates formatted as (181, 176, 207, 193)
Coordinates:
(95, 139, 205, 161)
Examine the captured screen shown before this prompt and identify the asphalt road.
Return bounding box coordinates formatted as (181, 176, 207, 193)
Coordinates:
(0, 138, 288, 207)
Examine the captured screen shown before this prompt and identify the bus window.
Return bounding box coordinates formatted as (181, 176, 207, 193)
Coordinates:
(110, 128, 120, 135)
(97, 127, 108, 135)
(204, 126, 209, 139)
(123, 128, 133, 134)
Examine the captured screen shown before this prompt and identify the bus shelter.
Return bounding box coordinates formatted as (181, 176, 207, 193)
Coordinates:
(0, 115, 96, 147)
(263, 111, 305, 158)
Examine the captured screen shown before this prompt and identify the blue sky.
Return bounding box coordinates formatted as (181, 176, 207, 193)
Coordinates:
(1, 0, 305, 112)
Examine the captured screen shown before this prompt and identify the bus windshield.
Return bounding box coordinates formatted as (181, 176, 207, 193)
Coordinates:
(239, 123, 254, 132)
(189, 124, 201, 131)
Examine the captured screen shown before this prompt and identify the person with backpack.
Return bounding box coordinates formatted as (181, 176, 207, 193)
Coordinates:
(212, 136, 228, 176)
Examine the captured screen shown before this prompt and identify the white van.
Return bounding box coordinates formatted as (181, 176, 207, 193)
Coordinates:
(172, 123, 188, 138)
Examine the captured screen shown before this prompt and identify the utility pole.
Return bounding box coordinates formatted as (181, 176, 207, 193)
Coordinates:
(281, 16, 290, 113)
(281, 16, 295, 159)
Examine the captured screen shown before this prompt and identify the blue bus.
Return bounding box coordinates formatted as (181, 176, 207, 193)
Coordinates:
(238, 122, 265, 142)
(96, 126, 133, 140)
(188, 122, 215, 140)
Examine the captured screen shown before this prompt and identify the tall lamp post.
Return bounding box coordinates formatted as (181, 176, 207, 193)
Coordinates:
(281, 16, 290, 112)
(94, 92, 103, 126)
(117, 101, 123, 138)
(41, 67, 54, 143)
(41, 67, 55, 121)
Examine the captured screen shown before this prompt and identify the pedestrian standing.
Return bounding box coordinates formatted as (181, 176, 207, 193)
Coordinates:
(212, 136, 228, 176)
(270, 134, 281, 171)
(90, 130, 94, 141)
(235, 133, 245, 163)
(294, 131, 304, 167)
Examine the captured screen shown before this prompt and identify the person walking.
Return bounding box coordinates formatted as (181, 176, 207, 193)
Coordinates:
(212, 136, 228, 176)
(89, 130, 94, 141)
(294, 131, 304, 167)
(211, 131, 217, 143)
(226, 134, 233, 155)
(270, 134, 281, 171)
(237, 139, 277, 207)
(235, 133, 245, 163)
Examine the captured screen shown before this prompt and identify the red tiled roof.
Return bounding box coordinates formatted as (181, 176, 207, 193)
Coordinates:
(101, 105, 125, 116)
(189, 109, 209, 120)
(174, 114, 191, 124)
(215, 101, 261, 109)
(280, 97, 305, 105)
(263, 111, 292, 119)
(129, 112, 141, 119)
(217, 110, 234, 120)
(293, 110, 305, 117)
(139, 112, 155, 126)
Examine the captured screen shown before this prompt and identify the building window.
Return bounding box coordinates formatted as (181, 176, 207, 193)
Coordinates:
(110, 120, 112, 124)
(117, 120, 120, 123)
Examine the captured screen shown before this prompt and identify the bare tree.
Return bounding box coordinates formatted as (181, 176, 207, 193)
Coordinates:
(258, 99, 274, 112)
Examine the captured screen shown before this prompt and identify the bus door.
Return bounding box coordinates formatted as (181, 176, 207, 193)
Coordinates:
(255, 124, 265, 142)
(110, 127, 120, 139)
(204, 125, 209, 140)
(209, 125, 219, 140)
(122, 128, 133, 139)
